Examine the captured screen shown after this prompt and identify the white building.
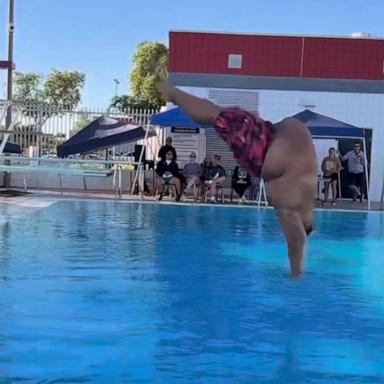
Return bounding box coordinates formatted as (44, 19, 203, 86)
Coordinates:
(167, 31, 384, 202)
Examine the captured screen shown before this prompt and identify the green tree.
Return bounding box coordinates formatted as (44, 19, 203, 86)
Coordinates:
(43, 70, 85, 110)
(14, 70, 85, 111)
(13, 72, 43, 102)
(13, 70, 86, 154)
(111, 42, 168, 112)
(110, 95, 158, 111)
(130, 42, 168, 108)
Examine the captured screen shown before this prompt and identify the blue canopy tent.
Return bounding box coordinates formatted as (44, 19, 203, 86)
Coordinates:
(290, 109, 370, 209)
(150, 107, 207, 128)
(57, 115, 153, 158)
(0, 139, 21, 154)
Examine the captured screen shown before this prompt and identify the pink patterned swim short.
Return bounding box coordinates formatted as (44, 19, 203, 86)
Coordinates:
(214, 108, 275, 178)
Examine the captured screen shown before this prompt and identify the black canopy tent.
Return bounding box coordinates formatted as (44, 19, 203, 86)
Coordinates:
(0, 139, 21, 154)
(57, 115, 154, 158)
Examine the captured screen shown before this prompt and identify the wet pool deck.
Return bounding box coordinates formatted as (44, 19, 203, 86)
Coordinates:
(0, 187, 383, 212)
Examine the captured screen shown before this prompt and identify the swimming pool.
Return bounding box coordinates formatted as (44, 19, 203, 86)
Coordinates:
(1, 201, 384, 383)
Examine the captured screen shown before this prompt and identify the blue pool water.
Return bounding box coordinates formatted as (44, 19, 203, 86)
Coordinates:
(1, 201, 384, 383)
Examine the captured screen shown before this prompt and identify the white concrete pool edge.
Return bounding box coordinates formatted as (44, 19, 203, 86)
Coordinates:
(1, 193, 383, 214)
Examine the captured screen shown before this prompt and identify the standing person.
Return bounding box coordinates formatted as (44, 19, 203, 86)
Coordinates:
(157, 80, 317, 277)
(340, 142, 365, 203)
(321, 147, 343, 206)
(158, 136, 177, 161)
(232, 165, 252, 203)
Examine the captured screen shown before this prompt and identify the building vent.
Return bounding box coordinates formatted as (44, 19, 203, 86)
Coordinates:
(228, 54, 242, 69)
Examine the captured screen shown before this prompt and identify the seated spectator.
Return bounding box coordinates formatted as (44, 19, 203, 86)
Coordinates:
(155, 150, 181, 201)
(232, 165, 251, 203)
(183, 152, 202, 201)
(158, 136, 177, 161)
(204, 154, 226, 203)
(200, 156, 212, 183)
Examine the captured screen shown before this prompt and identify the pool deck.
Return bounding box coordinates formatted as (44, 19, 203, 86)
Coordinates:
(0, 187, 383, 212)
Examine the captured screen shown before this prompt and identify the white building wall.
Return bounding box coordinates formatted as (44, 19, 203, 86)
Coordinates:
(178, 86, 384, 202)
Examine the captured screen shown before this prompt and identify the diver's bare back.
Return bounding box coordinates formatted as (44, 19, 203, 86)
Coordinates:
(263, 118, 317, 212)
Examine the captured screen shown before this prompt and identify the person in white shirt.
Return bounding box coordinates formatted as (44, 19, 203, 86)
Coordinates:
(339, 142, 365, 203)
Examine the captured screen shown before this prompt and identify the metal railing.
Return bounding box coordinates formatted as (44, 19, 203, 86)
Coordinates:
(0, 100, 157, 156)
(0, 154, 146, 199)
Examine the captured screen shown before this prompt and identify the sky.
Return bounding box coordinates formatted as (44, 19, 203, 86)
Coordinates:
(1, 0, 384, 108)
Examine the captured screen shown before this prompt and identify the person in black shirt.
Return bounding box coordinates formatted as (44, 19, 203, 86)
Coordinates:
(155, 150, 181, 201)
(158, 136, 177, 161)
(232, 165, 251, 202)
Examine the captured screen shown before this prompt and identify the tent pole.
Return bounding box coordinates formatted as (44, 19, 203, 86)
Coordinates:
(336, 139, 342, 199)
(130, 125, 150, 199)
(362, 135, 370, 210)
(155, 127, 163, 158)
